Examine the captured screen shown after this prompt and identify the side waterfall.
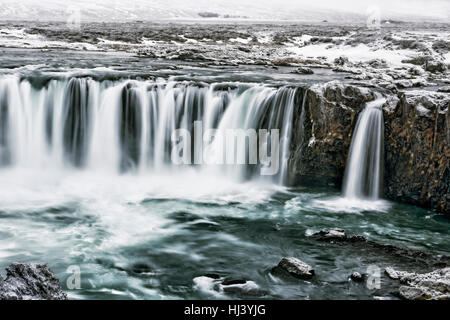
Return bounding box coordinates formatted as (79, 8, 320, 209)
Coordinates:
(343, 94, 386, 199)
(0, 75, 298, 184)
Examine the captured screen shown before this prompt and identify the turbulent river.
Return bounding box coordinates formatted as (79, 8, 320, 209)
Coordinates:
(0, 50, 449, 300)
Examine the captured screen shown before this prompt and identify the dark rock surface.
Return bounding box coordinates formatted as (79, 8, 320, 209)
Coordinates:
(0, 263, 67, 300)
(384, 90, 450, 214)
(288, 81, 449, 215)
(290, 81, 373, 186)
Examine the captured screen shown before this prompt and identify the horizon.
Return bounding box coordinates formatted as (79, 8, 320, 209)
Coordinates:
(0, 0, 449, 22)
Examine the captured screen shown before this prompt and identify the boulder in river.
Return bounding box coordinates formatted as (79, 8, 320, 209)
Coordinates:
(275, 257, 315, 279)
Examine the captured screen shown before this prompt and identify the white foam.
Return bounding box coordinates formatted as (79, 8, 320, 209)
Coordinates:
(310, 196, 391, 214)
(193, 276, 224, 298)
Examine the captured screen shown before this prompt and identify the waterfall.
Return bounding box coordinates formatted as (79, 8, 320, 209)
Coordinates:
(343, 94, 386, 200)
(0, 75, 298, 184)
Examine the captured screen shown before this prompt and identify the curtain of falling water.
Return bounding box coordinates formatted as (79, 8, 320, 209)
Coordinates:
(343, 94, 386, 199)
(0, 75, 298, 184)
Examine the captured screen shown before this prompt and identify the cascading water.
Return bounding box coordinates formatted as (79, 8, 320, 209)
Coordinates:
(342, 94, 386, 200)
(0, 75, 298, 184)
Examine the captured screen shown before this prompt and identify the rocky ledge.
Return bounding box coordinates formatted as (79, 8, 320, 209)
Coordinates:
(289, 82, 449, 214)
(0, 263, 67, 300)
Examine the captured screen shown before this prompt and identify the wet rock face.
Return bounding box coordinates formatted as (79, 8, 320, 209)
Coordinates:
(288, 81, 449, 215)
(0, 263, 67, 300)
(290, 81, 373, 186)
(384, 90, 450, 214)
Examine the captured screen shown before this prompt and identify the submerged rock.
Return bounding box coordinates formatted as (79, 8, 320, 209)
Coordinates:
(0, 263, 67, 300)
(275, 257, 315, 279)
(312, 228, 347, 241)
(309, 228, 367, 243)
(385, 267, 450, 300)
(310, 229, 448, 268)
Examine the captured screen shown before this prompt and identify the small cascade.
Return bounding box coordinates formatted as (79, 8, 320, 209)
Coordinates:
(0, 75, 299, 184)
(343, 94, 386, 199)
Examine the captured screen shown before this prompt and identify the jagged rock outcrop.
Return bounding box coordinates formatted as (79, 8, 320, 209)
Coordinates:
(385, 267, 450, 300)
(289, 81, 449, 214)
(384, 90, 450, 214)
(0, 263, 67, 300)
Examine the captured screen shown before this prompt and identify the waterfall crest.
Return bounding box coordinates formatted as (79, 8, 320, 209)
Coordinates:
(343, 94, 385, 200)
(0, 75, 298, 184)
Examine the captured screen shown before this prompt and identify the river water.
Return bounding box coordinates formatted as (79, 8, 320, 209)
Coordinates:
(0, 49, 448, 300)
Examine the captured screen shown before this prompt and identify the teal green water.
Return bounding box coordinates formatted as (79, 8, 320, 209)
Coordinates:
(0, 169, 448, 300)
